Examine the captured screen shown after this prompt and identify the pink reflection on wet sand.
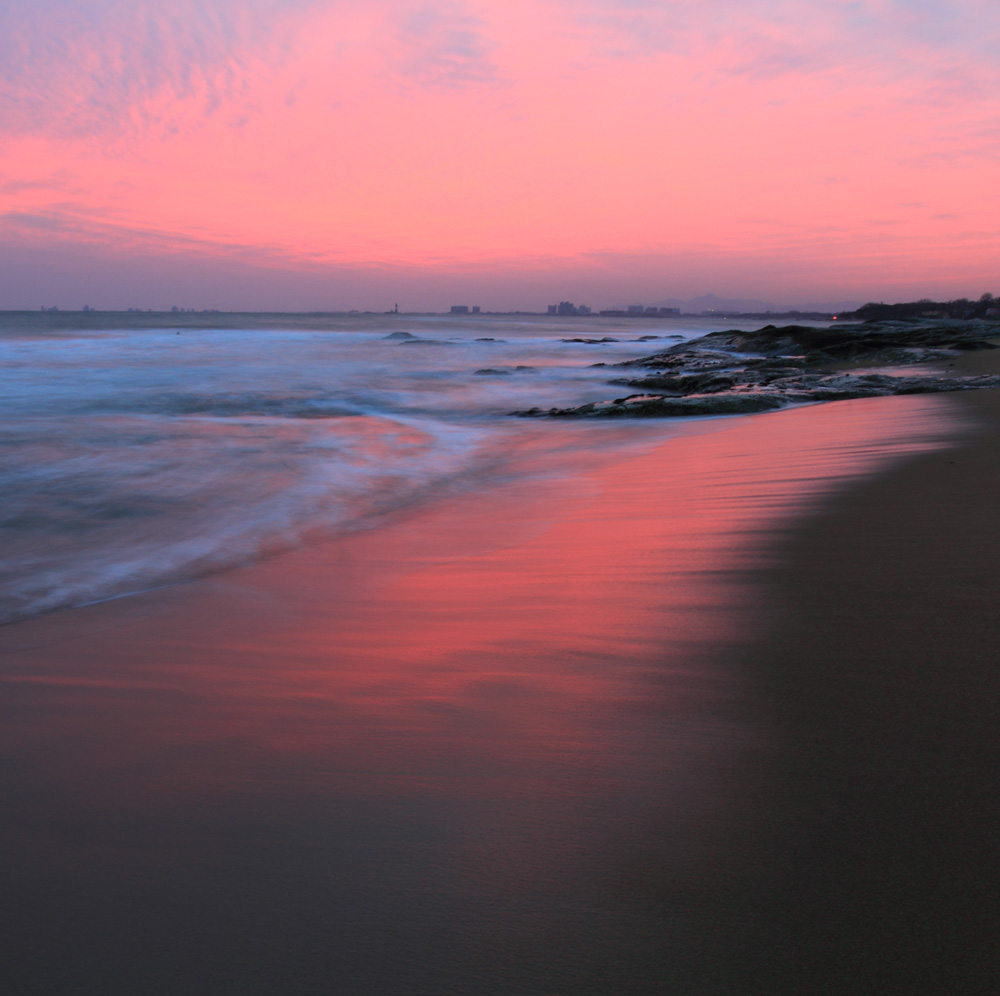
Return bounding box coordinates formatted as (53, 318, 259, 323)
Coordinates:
(0, 395, 965, 798)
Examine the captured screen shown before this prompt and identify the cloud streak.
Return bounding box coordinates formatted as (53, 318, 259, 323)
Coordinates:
(393, 4, 501, 90)
(0, 1, 508, 140)
(566, 0, 1000, 87)
(0, 0, 320, 138)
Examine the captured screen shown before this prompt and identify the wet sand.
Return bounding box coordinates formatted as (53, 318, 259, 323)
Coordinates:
(0, 381, 995, 994)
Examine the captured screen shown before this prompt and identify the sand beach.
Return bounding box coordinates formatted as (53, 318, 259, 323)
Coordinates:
(0, 341, 997, 994)
(729, 347, 1000, 994)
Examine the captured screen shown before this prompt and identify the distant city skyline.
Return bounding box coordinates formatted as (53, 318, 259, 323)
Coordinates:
(18, 290, 921, 316)
(14, 293, 897, 317)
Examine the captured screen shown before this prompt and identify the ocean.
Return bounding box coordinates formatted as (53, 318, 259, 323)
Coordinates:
(0, 310, 779, 625)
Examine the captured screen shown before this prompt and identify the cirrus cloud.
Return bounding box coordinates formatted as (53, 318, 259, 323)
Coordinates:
(0, 0, 321, 137)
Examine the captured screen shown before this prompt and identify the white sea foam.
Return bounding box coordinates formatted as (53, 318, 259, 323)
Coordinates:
(0, 314, 717, 623)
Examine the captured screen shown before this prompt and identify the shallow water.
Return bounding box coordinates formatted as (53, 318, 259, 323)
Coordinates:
(2, 312, 743, 623)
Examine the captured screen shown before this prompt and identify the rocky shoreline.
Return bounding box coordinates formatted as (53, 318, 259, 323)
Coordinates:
(514, 319, 1000, 418)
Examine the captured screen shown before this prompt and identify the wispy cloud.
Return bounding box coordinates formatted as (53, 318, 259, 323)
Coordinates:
(0, 0, 319, 138)
(1, 205, 310, 267)
(0, 1, 508, 139)
(392, 3, 502, 90)
(0, 174, 73, 196)
(563, 0, 1000, 87)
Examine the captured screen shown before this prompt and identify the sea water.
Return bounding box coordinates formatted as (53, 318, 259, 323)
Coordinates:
(0, 311, 735, 624)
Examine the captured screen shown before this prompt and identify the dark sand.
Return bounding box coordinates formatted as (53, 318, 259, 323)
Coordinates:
(728, 349, 1000, 994)
(0, 366, 997, 994)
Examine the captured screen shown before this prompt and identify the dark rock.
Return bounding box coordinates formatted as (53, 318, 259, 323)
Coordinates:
(512, 319, 1000, 419)
(612, 373, 737, 394)
(624, 321, 1000, 369)
(514, 394, 786, 418)
(619, 348, 742, 372)
(947, 340, 998, 351)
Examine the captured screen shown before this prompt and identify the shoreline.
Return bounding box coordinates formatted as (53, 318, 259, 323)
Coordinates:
(0, 378, 994, 993)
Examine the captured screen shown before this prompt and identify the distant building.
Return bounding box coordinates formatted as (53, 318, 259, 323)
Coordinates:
(471, 306, 481, 314)
(450, 305, 470, 314)
(599, 306, 680, 318)
(546, 301, 591, 316)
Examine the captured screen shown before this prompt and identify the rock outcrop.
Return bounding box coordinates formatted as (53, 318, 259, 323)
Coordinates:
(513, 320, 1000, 419)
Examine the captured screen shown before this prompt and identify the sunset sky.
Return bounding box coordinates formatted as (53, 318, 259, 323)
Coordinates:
(2, 0, 998, 311)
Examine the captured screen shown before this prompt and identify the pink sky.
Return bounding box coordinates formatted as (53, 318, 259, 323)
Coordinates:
(2, 0, 998, 310)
